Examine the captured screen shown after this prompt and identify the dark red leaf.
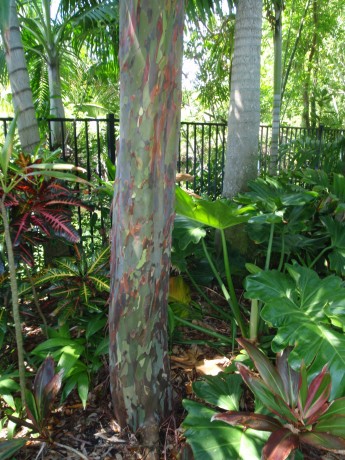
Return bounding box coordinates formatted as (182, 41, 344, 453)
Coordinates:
(212, 411, 283, 432)
(262, 428, 299, 460)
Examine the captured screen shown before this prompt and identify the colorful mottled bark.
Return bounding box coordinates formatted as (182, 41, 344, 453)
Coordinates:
(109, 0, 184, 450)
(222, 0, 262, 198)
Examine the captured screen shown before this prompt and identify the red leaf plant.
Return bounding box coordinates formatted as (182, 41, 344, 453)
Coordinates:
(212, 338, 345, 460)
(1, 152, 91, 266)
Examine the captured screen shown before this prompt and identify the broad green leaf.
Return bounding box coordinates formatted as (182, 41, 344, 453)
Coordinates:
(94, 336, 109, 356)
(2, 394, 16, 411)
(85, 317, 107, 340)
(175, 186, 252, 229)
(245, 264, 345, 398)
(193, 373, 242, 411)
(0, 439, 26, 460)
(172, 215, 206, 251)
(31, 338, 85, 355)
(182, 400, 267, 460)
(58, 343, 84, 376)
(77, 372, 89, 409)
(0, 378, 20, 394)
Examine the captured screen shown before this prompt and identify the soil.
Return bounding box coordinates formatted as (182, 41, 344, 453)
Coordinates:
(2, 296, 345, 459)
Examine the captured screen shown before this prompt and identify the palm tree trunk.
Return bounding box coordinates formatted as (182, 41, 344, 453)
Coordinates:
(109, 0, 184, 454)
(269, 2, 283, 176)
(222, 0, 263, 198)
(1, 0, 40, 153)
(47, 56, 66, 147)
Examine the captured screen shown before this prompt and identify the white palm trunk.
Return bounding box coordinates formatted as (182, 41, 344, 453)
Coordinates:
(2, 0, 40, 152)
(222, 0, 262, 198)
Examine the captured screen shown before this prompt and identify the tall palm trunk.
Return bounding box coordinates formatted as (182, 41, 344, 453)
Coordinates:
(109, 0, 184, 455)
(43, 0, 65, 147)
(269, 2, 283, 175)
(1, 0, 40, 152)
(222, 0, 262, 198)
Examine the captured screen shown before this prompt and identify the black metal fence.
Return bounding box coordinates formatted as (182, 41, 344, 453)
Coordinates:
(2, 116, 344, 198)
(1, 115, 345, 249)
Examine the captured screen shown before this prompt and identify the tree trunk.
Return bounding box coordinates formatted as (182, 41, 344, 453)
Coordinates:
(109, 0, 184, 453)
(44, 0, 66, 148)
(222, 0, 263, 198)
(269, 2, 283, 176)
(47, 56, 66, 147)
(1, 0, 40, 153)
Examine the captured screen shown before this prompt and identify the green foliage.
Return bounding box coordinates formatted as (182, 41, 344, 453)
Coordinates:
(183, 373, 268, 459)
(25, 357, 62, 438)
(35, 245, 110, 323)
(0, 439, 26, 459)
(30, 318, 108, 408)
(245, 264, 345, 399)
(213, 339, 345, 459)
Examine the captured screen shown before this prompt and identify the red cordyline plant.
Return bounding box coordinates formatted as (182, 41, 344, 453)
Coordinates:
(1, 151, 91, 266)
(212, 338, 345, 460)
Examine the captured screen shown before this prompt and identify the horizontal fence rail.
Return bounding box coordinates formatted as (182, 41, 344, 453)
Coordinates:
(1, 116, 345, 250)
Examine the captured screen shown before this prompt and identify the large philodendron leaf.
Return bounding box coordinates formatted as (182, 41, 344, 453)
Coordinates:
(182, 400, 268, 459)
(175, 186, 253, 229)
(245, 264, 345, 398)
(321, 216, 345, 276)
(192, 373, 242, 411)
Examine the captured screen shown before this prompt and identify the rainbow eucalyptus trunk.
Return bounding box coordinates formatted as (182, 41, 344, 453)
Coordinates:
(109, 0, 184, 452)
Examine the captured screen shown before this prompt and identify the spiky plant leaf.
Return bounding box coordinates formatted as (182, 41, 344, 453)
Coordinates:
(276, 348, 299, 408)
(236, 363, 298, 424)
(303, 366, 331, 422)
(300, 431, 345, 452)
(319, 397, 345, 419)
(0, 439, 26, 460)
(237, 338, 286, 401)
(313, 415, 345, 437)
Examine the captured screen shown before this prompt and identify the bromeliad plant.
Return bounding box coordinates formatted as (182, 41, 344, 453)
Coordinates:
(213, 338, 345, 459)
